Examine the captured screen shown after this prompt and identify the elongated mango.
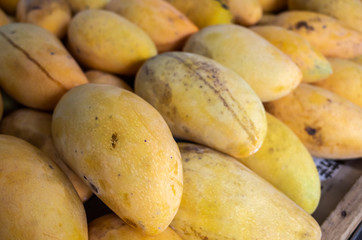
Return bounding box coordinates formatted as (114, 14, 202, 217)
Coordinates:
(135, 51, 267, 159)
(0, 135, 87, 239)
(52, 83, 183, 235)
(183, 24, 302, 102)
(265, 83, 362, 159)
(89, 214, 183, 240)
(0, 108, 93, 202)
(251, 25, 332, 83)
(0, 23, 88, 110)
(288, 0, 362, 33)
(271, 11, 362, 59)
(240, 113, 321, 214)
(171, 143, 321, 240)
(105, 0, 198, 53)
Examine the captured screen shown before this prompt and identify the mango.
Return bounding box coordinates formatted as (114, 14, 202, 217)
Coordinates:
(16, 0, 71, 38)
(225, 0, 262, 26)
(105, 0, 198, 53)
(135, 51, 267, 159)
(0, 134, 87, 239)
(164, 0, 232, 29)
(89, 214, 183, 240)
(67, 9, 157, 75)
(171, 142, 322, 240)
(0, 23, 88, 110)
(288, 0, 362, 33)
(183, 24, 302, 102)
(251, 25, 332, 83)
(265, 83, 362, 159)
(271, 11, 362, 59)
(0, 108, 93, 202)
(240, 113, 321, 214)
(52, 83, 183, 235)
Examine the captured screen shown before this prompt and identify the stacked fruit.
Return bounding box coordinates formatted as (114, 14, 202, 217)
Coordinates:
(0, 0, 361, 239)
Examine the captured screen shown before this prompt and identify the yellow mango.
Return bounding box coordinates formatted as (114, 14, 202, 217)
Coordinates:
(164, 0, 232, 29)
(240, 113, 321, 214)
(52, 83, 183, 235)
(183, 24, 302, 102)
(0, 108, 93, 202)
(312, 58, 362, 107)
(265, 83, 362, 159)
(0, 0, 19, 14)
(171, 142, 321, 240)
(224, 0, 262, 26)
(0, 135, 87, 239)
(271, 10, 362, 59)
(260, 0, 287, 13)
(85, 70, 132, 91)
(68, 9, 157, 75)
(0, 23, 88, 110)
(105, 0, 198, 53)
(67, 0, 109, 13)
(288, 0, 362, 33)
(0, 8, 10, 26)
(251, 25, 332, 83)
(135, 51, 267, 159)
(16, 0, 71, 38)
(89, 214, 183, 240)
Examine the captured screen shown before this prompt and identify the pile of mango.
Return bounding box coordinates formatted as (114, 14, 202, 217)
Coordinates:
(0, 0, 362, 239)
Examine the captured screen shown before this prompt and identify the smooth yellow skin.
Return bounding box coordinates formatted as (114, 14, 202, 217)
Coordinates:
(105, 0, 198, 53)
(224, 0, 262, 26)
(0, 0, 19, 14)
(171, 143, 322, 240)
(0, 108, 93, 202)
(271, 11, 362, 59)
(16, 0, 71, 38)
(135, 52, 267, 159)
(288, 0, 362, 33)
(52, 84, 183, 236)
(260, 0, 287, 12)
(313, 58, 362, 108)
(0, 23, 88, 110)
(265, 83, 362, 159)
(67, 0, 109, 13)
(0, 8, 10, 26)
(251, 25, 332, 83)
(68, 9, 157, 75)
(183, 24, 302, 102)
(240, 113, 321, 214)
(164, 0, 232, 29)
(89, 214, 183, 240)
(85, 70, 132, 91)
(0, 135, 88, 240)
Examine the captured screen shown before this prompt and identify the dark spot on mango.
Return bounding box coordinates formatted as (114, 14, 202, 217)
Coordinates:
(30, 5, 41, 10)
(305, 126, 317, 135)
(293, 21, 314, 31)
(48, 164, 54, 169)
(327, 98, 332, 103)
(214, 0, 229, 10)
(95, 116, 98, 120)
(341, 210, 347, 218)
(83, 176, 87, 180)
(111, 133, 118, 148)
(144, 139, 147, 142)
(322, 25, 327, 29)
(90, 183, 98, 193)
(185, 158, 190, 162)
(123, 218, 137, 228)
(181, 144, 205, 154)
(50, 52, 55, 55)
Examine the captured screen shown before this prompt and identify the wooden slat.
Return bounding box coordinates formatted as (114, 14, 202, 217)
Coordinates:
(321, 175, 362, 240)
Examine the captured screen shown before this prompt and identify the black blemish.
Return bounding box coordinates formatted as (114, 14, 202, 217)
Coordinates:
(214, 0, 229, 10)
(170, 156, 173, 159)
(83, 176, 87, 180)
(117, 173, 121, 177)
(123, 218, 137, 228)
(30, 5, 41, 10)
(181, 144, 204, 154)
(199, 85, 203, 88)
(48, 164, 54, 169)
(185, 158, 190, 162)
(294, 21, 314, 31)
(327, 98, 332, 103)
(74, 149, 77, 153)
(90, 183, 98, 193)
(144, 139, 147, 142)
(341, 210, 347, 218)
(50, 52, 55, 55)
(305, 126, 317, 136)
(111, 133, 118, 148)
(95, 116, 98, 120)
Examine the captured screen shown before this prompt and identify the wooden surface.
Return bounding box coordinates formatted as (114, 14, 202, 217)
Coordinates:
(321, 175, 362, 240)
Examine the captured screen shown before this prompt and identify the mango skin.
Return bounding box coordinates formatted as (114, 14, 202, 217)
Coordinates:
(183, 24, 302, 102)
(0, 108, 93, 202)
(67, 9, 157, 75)
(288, 0, 362, 33)
(16, 0, 71, 38)
(313, 58, 362, 108)
(105, 0, 198, 53)
(89, 214, 183, 240)
(251, 25, 332, 83)
(225, 0, 262, 26)
(135, 51, 267, 159)
(240, 113, 321, 214)
(271, 11, 362, 59)
(85, 70, 132, 91)
(164, 0, 232, 29)
(52, 83, 183, 236)
(67, 0, 109, 13)
(260, 0, 287, 13)
(0, 23, 88, 110)
(265, 83, 362, 159)
(171, 143, 322, 240)
(0, 135, 87, 240)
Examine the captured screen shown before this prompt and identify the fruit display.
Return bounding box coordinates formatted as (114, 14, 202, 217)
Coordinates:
(0, 0, 361, 239)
